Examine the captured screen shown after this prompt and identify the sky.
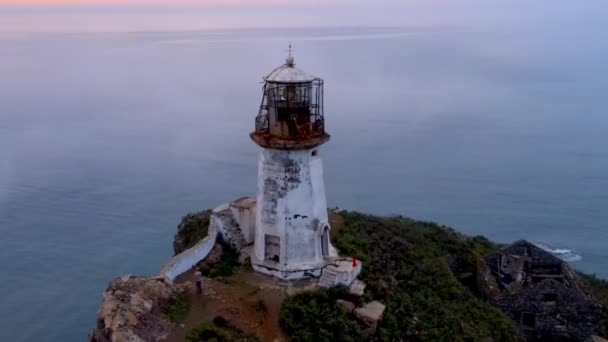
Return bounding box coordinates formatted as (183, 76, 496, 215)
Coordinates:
(0, 1, 606, 33)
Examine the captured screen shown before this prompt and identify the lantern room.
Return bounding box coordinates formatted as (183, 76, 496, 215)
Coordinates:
(251, 52, 330, 150)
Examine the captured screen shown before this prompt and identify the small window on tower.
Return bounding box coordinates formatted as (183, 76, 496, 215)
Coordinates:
(312, 150, 318, 157)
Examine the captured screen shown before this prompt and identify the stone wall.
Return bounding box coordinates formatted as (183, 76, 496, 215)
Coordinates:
(211, 203, 231, 245)
(496, 279, 603, 341)
(159, 223, 218, 282)
(229, 197, 256, 245)
(159, 200, 254, 282)
(480, 240, 604, 341)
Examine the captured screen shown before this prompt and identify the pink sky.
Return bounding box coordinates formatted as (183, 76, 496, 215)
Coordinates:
(0, 0, 413, 32)
(1, 0, 330, 5)
(0, 1, 598, 33)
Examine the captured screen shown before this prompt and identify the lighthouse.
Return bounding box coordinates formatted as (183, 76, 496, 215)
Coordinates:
(250, 49, 336, 279)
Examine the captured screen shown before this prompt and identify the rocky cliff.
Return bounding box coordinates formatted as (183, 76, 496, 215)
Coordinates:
(89, 275, 186, 342)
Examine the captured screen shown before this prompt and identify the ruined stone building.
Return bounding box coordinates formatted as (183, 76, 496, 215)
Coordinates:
(478, 240, 603, 341)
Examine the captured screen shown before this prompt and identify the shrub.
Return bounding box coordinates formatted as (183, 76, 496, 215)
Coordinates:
(187, 319, 260, 342)
(200, 244, 240, 278)
(280, 287, 362, 342)
(174, 211, 211, 254)
(163, 293, 191, 323)
(579, 273, 608, 337)
(186, 323, 228, 342)
(280, 211, 520, 341)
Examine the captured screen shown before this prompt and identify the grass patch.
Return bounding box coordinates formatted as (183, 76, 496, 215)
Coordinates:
(580, 272, 608, 337)
(200, 245, 240, 278)
(163, 293, 191, 323)
(174, 211, 211, 254)
(230, 280, 260, 296)
(186, 316, 260, 342)
(186, 323, 227, 342)
(281, 286, 362, 342)
(280, 211, 520, 342)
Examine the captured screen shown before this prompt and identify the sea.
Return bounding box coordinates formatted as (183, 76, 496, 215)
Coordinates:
(1, 27, 607, 341)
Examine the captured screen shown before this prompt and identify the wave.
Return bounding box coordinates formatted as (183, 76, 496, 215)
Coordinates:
(533, 242, 583, 262)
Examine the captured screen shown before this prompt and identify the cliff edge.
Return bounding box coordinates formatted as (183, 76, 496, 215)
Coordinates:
(89, 275, 186, 342)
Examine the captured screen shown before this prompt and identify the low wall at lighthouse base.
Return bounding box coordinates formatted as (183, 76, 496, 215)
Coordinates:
(250, 257, 326, 280)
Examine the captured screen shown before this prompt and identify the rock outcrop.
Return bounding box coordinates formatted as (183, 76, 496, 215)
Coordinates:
(354, 301, 386, 336)
(335, 299, 356, 313)
(89, 275, 186, 342)
(173, 210, 212, 255)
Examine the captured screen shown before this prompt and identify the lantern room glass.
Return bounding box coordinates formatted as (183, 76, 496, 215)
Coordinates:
(254, 79, 325, 140)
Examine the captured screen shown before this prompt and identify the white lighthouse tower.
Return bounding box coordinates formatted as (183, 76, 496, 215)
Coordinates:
(250, 50, 336, 279)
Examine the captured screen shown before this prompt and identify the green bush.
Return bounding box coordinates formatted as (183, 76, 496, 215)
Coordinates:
(174, 211, 211, 254)
(200, 244, 240, 278)
(280, 287, 362, 342)
(579, 273, 608, 337)
(280, 211, 520, 341)
(186, 318, 260, 342)
(163, 293, 191, 323)
(186, 323, 228, 342)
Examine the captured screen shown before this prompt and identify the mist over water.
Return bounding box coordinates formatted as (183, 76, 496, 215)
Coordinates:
(1, 27, 607, 341)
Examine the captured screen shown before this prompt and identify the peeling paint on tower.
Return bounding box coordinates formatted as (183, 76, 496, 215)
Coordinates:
(249, 50, 337, 279)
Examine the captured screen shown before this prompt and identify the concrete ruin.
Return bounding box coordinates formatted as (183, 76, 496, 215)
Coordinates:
(318, 258, 362, 288)
(354, 301, 386, 336)
(478, 240, 603, 341)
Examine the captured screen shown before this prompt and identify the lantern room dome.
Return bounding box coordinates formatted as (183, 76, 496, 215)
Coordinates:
(264, 55, 317, 83)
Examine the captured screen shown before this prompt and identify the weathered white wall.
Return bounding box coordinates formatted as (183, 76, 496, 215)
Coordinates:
(212, 203, 231, 244)
(159, 224, 218, 282)
(252, 263, 323, 280)
(159, 203, 231, 282)
(253, 147, 334, 275)
(229, 201, 256, 245)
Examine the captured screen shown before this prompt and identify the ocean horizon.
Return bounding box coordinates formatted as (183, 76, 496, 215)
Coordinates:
(1, 26, 607, 341)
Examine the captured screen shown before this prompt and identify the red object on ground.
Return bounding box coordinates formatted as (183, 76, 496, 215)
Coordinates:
(352, 256, 357, 267)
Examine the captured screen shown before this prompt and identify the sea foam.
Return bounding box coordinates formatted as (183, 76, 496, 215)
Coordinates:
(533, 242, 583, 262)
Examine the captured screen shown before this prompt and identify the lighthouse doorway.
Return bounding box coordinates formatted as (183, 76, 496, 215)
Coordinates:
(321, 226, 330, 257)
(265, 235, 281, 263)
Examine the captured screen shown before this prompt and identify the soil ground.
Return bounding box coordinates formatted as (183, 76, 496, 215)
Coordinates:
(164, 267, 317, 342)
(164, 211, 344, 342)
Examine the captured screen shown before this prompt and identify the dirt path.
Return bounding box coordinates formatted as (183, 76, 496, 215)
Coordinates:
(165, 210, 342, 342)
(165, 269, 317, 342)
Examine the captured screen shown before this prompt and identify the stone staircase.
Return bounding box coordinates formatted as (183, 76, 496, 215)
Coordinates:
(318, 268, 338, 288)
(318, 258, 363, 288)
(216, 209, 248, 251)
